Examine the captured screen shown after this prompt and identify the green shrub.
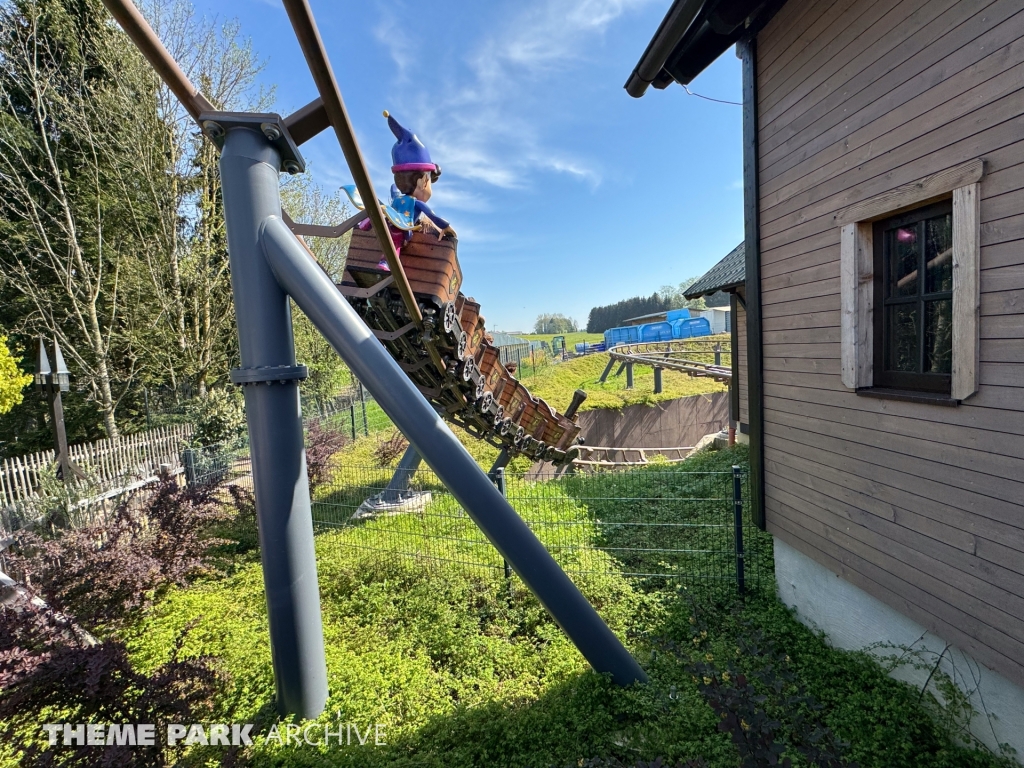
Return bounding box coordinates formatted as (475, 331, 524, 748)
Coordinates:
(188, 388, 247, 447)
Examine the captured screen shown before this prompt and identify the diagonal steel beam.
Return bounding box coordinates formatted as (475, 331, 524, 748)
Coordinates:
(282, 0, 423, 327)
(101, 0, 215, 122)
(284, 97, 330, 145)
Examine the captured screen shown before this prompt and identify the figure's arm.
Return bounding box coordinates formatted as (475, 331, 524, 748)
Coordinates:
(414, 201, 456, 238)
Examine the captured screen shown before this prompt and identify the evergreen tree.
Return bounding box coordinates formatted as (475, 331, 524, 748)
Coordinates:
(585, 293, 670, 333)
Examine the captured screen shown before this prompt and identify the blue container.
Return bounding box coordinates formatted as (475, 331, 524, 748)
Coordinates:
(603, 326, 640, 348)
(671, 317, 713, 339)
(670, 319, 692, 339)
(639, 321, 673, 342)
(666, 308, 691, 322)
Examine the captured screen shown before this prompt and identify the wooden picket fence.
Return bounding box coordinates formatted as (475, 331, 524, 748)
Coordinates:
(0, 424, 193, 512)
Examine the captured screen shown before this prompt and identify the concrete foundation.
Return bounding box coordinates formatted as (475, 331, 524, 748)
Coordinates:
(575, 391, 729, 450)
(774, 537, 1024, 761)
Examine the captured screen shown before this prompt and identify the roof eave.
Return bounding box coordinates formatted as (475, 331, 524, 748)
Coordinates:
(684, 279, 744, 300)
(625, 0, 707, 98)
(626, 0, 788, 97)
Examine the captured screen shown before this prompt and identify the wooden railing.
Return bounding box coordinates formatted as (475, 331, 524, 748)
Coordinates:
(0, 424, 193, 511)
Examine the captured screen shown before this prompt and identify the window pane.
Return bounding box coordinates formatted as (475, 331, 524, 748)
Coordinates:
(887, 304, 918, 372)
(925, 213, 953, 293)
(924, 299, 952, 374)
(888, 225, 919, 297)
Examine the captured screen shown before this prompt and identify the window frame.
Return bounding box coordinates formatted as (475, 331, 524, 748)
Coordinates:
(837, 159, 982, 403)
(871, 200, 954, 394)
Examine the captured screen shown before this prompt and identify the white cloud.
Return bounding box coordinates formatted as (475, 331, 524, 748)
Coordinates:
(375, 0, 655, 196)
(373, 10, 414, 81)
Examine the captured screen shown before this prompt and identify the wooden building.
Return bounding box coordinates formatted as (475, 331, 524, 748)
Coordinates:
(685, 242, 749, 439)
(629, 0, 1024, 755)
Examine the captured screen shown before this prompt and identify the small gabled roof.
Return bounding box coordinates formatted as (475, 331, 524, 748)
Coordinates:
(623, 310, 669, 324)
(685, 242, 745, 299)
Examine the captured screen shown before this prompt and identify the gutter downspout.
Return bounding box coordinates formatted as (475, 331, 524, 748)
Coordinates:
(624, 0, 706, 98)
(737, 37, 766, 530)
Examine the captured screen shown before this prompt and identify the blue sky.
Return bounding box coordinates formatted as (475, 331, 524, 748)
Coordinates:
(191, 0, 744, 332)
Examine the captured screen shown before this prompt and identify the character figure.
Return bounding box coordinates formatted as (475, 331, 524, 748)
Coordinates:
(343, 111, 455, 271)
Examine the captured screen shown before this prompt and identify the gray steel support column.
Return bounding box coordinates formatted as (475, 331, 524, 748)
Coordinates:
(260, 215, 647, 686)
(381, 446, 423, 502)
(625, 362, 634, 389)
(653, 367, 663, 394)
(487, 448, 511, 482)
(598, 356, 615, 383)
(220, 127, 328, 718)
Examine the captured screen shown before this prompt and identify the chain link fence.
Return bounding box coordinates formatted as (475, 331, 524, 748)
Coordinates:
(185, 447, 766, 595)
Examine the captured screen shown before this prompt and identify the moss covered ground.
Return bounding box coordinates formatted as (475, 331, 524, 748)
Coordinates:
(110, 445, 1013, 768)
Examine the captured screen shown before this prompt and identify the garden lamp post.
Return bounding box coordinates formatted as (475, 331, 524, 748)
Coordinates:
(35, 336, 73, 481)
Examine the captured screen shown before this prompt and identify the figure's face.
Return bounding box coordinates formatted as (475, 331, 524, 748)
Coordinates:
(413, 174, 432, 202)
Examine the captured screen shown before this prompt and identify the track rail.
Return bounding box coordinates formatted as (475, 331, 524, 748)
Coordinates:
(607, 341, 732, 382)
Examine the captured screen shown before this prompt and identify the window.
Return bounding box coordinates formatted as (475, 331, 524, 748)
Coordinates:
(872, 201, 953, 394)
(838, 159, 982, 402)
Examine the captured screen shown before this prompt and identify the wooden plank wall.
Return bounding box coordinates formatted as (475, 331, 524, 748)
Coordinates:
(756, 0, 1024, 686)
(736, 297, 749, 429)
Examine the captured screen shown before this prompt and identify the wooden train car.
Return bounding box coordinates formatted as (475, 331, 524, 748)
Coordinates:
(336, 229, 582, 464)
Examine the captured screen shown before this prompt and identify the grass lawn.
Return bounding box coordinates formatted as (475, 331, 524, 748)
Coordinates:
(106, 445, 1013, 768)
(516, 347, 728, 413)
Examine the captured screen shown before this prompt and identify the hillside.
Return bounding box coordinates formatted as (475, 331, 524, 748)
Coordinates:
(517, 350, 727, 412)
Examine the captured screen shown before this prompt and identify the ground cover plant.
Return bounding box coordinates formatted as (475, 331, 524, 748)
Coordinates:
(2, 445, 1014, 767)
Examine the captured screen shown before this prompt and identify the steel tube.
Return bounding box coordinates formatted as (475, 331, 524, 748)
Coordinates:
(382, 446, 423, 502)
(219, 127, 328, 719)
(260, 214, 647, 686)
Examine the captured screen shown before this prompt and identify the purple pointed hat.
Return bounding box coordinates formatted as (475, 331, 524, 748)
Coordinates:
(385, 111, 438, 173)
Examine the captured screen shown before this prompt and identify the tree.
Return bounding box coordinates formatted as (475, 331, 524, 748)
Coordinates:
(124, 1, 273, 403)
(0, 0, 273, 444)
(533, 313, 578, 334)
(0, 0, 161, 437)
(660, 278, 707, 311)
(585, 293, 669, 333)
(0, 336, 33, 415)
(282, 176, 354, 406)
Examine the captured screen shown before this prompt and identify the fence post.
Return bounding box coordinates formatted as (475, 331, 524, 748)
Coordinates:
(715, 343, 722, 367)
(358, 382, 369, 436)
(349, 403, 357, 441)
(732, 465, 745, 595)
(182, 448, 197, 486)
(495, 467, 512, 582)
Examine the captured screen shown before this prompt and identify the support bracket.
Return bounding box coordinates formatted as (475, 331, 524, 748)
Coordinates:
(231, 365, 309, 386)
(197, 111, 306, 174)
